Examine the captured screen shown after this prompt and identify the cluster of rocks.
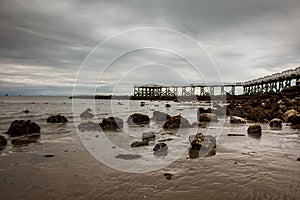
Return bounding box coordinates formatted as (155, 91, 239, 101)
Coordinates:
(1, 114, 69, 148)
(226, 85, 300, 126)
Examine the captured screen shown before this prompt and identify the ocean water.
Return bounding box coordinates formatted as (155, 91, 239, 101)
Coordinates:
(0, 96, 299, 200)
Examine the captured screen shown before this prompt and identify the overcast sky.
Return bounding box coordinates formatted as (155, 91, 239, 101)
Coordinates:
(0, 0, 299, 96)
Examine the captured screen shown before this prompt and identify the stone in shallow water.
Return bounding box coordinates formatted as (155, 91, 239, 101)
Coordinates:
(269, 118, 282, 127)
(115, 154, 142, 160)
(47, 115, 68, 123)
(100, 117, 123, 131)
(6, 120, 40, 136)
(247, 125, 262, 137)
(130, 140, 149, 148)
(142, 131, 156, 141)
(127, 113, 150, 126)
(0, 135, 7, 146)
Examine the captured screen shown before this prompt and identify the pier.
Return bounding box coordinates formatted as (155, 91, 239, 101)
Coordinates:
(133, 66, 300, 97)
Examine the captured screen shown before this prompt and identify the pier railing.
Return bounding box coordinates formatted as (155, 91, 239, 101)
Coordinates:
(133, 66, 300, 96)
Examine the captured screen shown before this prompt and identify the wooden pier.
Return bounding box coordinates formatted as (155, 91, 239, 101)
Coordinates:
(133, 66, 300, 97)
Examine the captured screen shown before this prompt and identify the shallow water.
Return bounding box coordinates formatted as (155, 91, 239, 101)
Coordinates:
(0, 96, 299, 200)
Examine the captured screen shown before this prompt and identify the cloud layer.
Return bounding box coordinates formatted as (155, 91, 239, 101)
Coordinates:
(0, 0, 299, 95)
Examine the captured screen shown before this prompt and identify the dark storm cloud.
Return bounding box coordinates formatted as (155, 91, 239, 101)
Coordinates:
(0, 0, 299, 95)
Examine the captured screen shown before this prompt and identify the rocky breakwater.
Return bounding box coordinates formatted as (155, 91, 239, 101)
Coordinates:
(226, 84, 300, 126)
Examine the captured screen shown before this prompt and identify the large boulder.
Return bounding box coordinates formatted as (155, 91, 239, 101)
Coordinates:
(0, 135, 7, 146)
(230, 116, 246, 123)
(247, 125, 262, 137)
(47, 115, 68, 123)
(152, 111, 171, 122)
(127, 114, 150, 126)
(269, 118, 282, 127)
(100, 117, 123, 131)
(6, 120, 40, 136)
(198, 113, 218, 122)
(163, 115, 191, 129)
(78, 121, 100, 131)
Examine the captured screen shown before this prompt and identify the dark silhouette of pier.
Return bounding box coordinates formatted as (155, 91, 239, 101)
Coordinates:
(133, 66, 300, 97)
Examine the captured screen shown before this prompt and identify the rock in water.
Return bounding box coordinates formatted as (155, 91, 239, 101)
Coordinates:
(165, 104, 171, 108)
(287, 114, 300, 125)
(0, 135, 7, 146)
(189, 133, 216, 158)
(78, 121, 100, 131)
(127, 114, 150, 126)
(269, 118, 282, 127)
(80, 109, 94, 119)
(163, 115, 191, 129)
(198, 113, 218, 122)
(47, 115, 68, 123)
(230, 116, 246, 123)
(130, 140, 149, 148)
(142, 131, 156, 141)
(153, 143, 168, 152)
(6, 120, 41, 136)
(100, 117, 123, 131)
(247, 125, 262, 137)
(23, 110, 30, 113)
(152, 111, 171, 122)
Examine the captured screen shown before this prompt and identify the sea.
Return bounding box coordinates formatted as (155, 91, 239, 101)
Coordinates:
(0, 96, 299, 200)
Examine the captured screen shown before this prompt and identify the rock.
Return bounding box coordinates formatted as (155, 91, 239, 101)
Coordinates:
(0, 135, 7, 146)
(165, 104, 171, 108)
(230, 116, 246, 123)
(140, 102, 145, 107)
(247, 125, 262, 137)
(78, 121, 100, 131)
(23, 110, 30, 113)
(153, 142, 168, 152)
(297, 158, 300, 162)
(127, 114, 150, 126)
(115, 154, 142, 160)
(44, 154, 55, 158)
(163, 115, 191, 129)
(164, 173, 173, 180)
(6, 120, 40, 136)
(198, 113, 218, 122)
(47, 115, 68, 123)
(269, 118, 282, 127)
(100, 117, 123, 131)
(80, 109, 94, 119)
(142, 131, 156, 141)
(152, 111, 171, 122)
(189, 133, 216, 158)
(287, 114, 300, 125)
(130, 140, 149, 148)
(284, 109, 298, 122)
(227, 134, 245, 136)
(198, 107, 212, 114)
(11, 134, 40, 146)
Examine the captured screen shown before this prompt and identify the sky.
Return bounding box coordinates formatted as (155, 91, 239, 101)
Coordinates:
(0, 0, 299, 96)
